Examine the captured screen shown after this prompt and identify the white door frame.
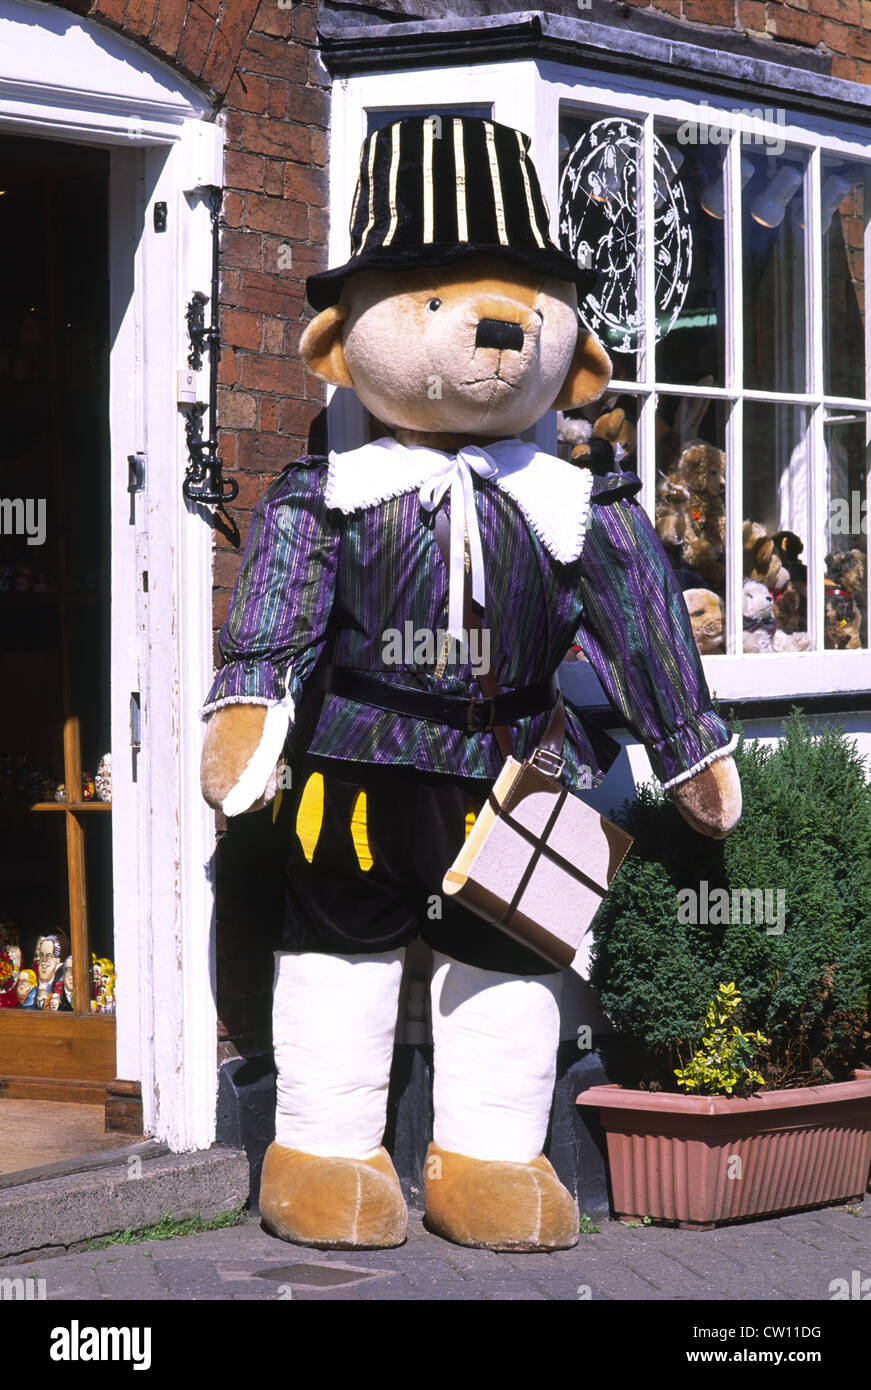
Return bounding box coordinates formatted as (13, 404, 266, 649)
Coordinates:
(0, 0, 223, 1150)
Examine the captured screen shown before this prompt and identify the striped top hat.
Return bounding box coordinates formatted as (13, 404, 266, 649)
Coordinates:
(306, 114, 598, 311)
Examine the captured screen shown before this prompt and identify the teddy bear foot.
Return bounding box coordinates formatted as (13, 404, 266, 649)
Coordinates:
(259, 1142, 407, 1249)
(423, 1143, 579, 1251)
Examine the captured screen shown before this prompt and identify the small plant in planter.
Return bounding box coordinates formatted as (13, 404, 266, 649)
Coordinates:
(577, 711, 871, 1228)
(673, 983, 767, 1097)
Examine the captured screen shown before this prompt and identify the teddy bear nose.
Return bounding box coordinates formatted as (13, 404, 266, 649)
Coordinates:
(475, 318, 524, 352)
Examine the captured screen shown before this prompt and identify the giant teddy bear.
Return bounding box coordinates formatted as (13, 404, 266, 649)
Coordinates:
(200, 116, 742, 1253)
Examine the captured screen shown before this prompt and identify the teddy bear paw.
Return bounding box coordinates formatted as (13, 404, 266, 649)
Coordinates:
(259, 1142, 407, 1249)
(423, 1143, 579, 1251)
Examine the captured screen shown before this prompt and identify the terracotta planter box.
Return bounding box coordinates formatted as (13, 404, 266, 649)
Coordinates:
(576, 1076, 871, 1229)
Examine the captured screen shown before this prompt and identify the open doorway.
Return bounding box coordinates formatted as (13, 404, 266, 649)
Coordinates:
(0, 134, 121, 1171)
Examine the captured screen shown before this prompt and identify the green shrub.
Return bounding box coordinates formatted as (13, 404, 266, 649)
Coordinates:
(590, 710, 871, 1091)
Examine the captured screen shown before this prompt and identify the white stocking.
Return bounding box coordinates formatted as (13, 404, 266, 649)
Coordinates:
(430, 951, 563, 1163)
(272, 948, 404, 1159)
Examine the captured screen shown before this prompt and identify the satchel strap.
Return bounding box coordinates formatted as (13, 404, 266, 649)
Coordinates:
(432, 505, 565, 768)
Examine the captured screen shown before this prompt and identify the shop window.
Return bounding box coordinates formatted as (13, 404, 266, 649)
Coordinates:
(557, 102, 870, 667)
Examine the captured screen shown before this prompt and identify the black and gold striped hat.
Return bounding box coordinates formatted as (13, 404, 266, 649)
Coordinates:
(306, 114, 598, 311)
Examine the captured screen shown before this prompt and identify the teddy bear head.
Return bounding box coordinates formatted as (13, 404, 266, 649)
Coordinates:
(300, 255, 612, 440)
(682, 588, 724, 655)
(825, 587, 862, 649)
(677, 442, 725, 499)
(825, 548, 866, 597)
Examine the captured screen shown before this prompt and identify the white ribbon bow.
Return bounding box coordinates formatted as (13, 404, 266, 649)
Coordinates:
(418, 446, 499, 640)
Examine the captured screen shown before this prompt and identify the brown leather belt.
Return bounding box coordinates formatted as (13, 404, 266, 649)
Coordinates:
(320, 666, 560, 735)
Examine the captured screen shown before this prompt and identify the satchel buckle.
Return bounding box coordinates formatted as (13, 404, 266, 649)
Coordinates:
(466, 695, 497, 734)
(530, 745, 565, 779)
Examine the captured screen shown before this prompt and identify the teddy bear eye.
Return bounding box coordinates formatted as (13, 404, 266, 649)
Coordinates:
(427, 298, 442, 312)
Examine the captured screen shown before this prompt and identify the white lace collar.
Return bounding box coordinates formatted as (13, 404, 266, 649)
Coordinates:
(324, 435, 594, 565)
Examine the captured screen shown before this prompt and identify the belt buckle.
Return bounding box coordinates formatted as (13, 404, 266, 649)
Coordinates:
(466, 695, 496, 734)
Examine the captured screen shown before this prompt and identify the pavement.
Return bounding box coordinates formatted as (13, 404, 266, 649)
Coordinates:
(4, 1197, 870, 1302)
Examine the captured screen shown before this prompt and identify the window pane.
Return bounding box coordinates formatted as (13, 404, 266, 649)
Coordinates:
(653, 119, 726, 387)
(823, 159, 868, 400)
(743, 402, 809, 653)
(825, 413, 868, 649)
(743, 149, 807, 394)
(559, 111, 645, 383)
(0, 816, 68, 1010)
(654, 395, 729, 652)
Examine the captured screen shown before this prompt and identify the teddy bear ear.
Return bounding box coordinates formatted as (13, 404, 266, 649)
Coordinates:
(552, 330, 612, 411)
(299, 305, 354, 387)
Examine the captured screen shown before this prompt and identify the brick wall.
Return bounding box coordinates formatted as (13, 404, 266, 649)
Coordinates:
(617, 0, 871, 83)
(48, 0, 329, 1057)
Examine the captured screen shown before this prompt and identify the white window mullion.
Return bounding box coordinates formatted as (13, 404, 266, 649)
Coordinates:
(806, 146, 825, 654)
(724, 129, 744, 658)
(639, 114, 656, 515)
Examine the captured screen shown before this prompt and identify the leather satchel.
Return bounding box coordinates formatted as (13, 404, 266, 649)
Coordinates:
(433, 508, 633, 971)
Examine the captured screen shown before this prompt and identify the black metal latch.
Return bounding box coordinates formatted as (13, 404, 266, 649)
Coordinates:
(182, 187, 238, 506)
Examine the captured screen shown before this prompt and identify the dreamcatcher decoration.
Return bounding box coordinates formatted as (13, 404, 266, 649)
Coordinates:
(559, 118, 692, 354)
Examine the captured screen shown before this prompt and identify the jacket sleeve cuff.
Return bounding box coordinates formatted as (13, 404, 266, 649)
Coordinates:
(648, 710, 737, 790)
(200, 658, 292, 719)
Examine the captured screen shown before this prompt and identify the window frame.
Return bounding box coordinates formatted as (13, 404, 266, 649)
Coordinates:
(328, 60, 871, 703)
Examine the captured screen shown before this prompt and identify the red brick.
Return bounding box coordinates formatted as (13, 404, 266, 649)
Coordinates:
(218, 350, 238, 386)
(220, 268, 241, 303)
(240, 114, 309, 161)
(261, 317, 286, 354)
(822, 19, 850, 53)
(310, 128, 328, 167)
(94, 0, 127, 23)
(213, 545, 245, 589)
(252, 0, 294, 38)
(292, 1, 317, 44)
(226, 71, 268, 115)
(237, 31, 308, 83)
(684, 0, 735, 24)
(279, 396, 320, 435)
(236, 269, 304, 317)
(772, 8, 822, 43)
(259, 396, 279, 432)
(863, 0, 871, 29)
(832, 54, 860, 80)
(221, 227, 263, 271)
(267, 80, 288, 119)
(236, 428, 303, 471)
(202, 0, 261, 92)
(151, 0, 187, 54)
(224, 149, 265, 193)
(284, 83, 329, 127)
(222, 308, 263, 350)
(277, 241, 325, 281)
(177, 3, 215, 77)
(217, 389, 257, 430)
(221, 190, 245, 229)
(125, 0, 157, 35)
(738, 1, 767, 31)
(653, 0, 683, 14)
(223, 467, 266, 511)
(814, 0, 859, 21)
(263, 160, 284, 196)
(847, 26, 871, 59)
(239, 354, 305, 395)
(283, 161, 328, 205)
(309, 205, 329, 246)
(213, 590, 230, 629)
(242, 193, 308, 240)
